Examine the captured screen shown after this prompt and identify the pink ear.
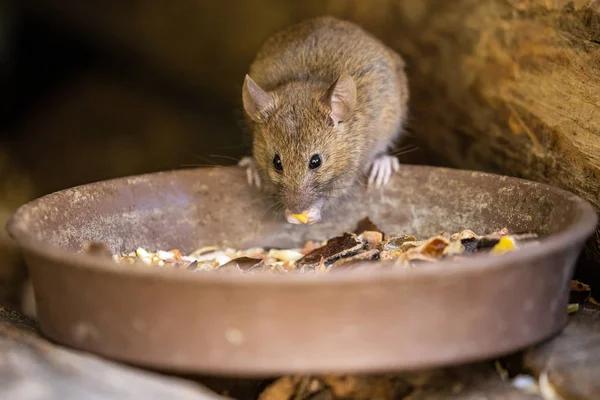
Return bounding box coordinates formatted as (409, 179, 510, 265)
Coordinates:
(321, 74, 356, 124)
(242, 74, 274, 122)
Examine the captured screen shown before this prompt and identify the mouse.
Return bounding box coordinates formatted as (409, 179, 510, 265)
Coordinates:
(238, 16, 409, 225)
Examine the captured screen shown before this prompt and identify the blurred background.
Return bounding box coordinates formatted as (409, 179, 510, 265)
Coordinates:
(0, 0, 599, 309)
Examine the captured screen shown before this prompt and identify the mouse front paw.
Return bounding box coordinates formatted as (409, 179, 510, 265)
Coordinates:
(367, 154, 400, 188)
(238, 156, 262, 188)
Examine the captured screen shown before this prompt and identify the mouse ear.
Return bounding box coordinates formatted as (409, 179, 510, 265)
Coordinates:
(321, 74, 356, 125)
(243, 75, 274, 123)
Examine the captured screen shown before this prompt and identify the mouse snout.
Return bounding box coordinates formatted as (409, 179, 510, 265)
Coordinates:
(282, 195, 324, 225)
(285, 206, 322, 225)
(280, 179, 324, 224)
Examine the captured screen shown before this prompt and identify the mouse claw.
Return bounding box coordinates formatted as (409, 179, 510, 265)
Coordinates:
(368, 155, 400, 188)
(238, 157, 261, 188)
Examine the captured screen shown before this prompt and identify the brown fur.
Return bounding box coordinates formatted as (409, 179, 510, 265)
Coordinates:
(242, 16, 409, 216)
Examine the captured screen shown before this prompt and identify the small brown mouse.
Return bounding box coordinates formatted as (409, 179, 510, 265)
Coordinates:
(239, 16, 409, 225)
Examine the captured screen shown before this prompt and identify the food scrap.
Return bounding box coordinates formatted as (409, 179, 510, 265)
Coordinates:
(295, 232, 366, 270)
(567, 303, 580, 314)
(109, 217, 541, 274)
(490, 236, 517, 254)
(292, 212, 309, 224)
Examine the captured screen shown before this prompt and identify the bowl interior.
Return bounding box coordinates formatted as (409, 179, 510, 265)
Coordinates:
(10, 165, 585, 257)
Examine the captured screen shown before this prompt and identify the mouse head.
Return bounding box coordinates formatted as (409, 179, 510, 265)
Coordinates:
(242, 73, 359, 224)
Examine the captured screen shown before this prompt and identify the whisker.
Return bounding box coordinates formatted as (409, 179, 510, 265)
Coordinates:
(322, 185, 360, 194)
(179, 153, 223, 167)
(178, 150, 220, 163)
(274, 203, 285, 224)
(390, 146, 420, 157)
(321, 178, 376, 193)
(178, 150, 246, 168)
(396, 143, 418, 150)
(209, 154, 242, 162)
(246, 194, 278, 208)
(257, 200, 281, 227)
(212, 145, 250, 150)
(179, 163, 230, 168)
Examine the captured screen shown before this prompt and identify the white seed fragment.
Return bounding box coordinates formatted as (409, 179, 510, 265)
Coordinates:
(215, 255, 232, 266)
(157, 250, 174, 260)
(135, 248, 149, 258)
(267, 249, 303, 262)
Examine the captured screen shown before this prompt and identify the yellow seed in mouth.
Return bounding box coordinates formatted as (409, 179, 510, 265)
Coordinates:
(292, 213, 309, 224)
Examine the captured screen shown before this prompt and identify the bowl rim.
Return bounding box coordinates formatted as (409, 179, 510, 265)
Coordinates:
(6, 165, 598, 286)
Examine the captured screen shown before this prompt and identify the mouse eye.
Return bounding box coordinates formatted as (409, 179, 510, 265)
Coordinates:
(272, 154, 283, 172)
(309, 154, 322, 170)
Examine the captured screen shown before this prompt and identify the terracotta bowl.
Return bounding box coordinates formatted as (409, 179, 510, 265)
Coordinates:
(6, 165, 597, 377)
